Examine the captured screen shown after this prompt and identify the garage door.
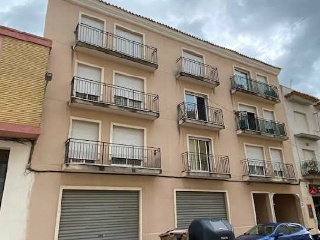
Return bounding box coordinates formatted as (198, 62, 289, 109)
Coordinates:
(176, 191, 227, 229)
(58, 190, 139, 240)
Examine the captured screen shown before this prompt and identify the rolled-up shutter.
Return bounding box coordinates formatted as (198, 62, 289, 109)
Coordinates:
(176, 191, 227, 229)
(58, 190, 139, 240)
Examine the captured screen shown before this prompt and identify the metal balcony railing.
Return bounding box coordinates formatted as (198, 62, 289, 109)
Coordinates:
(176, 57, 219, 84)
(242, 159, 296, 179)
(300, 159, 320, 176)
(236, 111, 287, 137)
(71, 77, 159, 113)
(182, 152, 230, 174)
(65, 138, 161, 169)
(178, 102, 224, 126)
(75, 23, 158, 64)
(231, 75, 279, 101)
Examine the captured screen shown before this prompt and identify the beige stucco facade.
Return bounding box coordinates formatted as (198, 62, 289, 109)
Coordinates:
(26, 0, 308, 239)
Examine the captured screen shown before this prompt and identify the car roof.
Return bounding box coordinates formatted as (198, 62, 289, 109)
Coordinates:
(258, 223, 303, 227)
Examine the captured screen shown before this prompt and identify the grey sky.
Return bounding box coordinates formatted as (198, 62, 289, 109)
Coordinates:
(1, 0, 319, 97)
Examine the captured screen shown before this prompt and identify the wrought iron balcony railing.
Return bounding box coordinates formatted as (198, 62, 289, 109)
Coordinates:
(176, 57, 219, 85)
(236, 111, 287, 137)
(71, 77, 159, 114)
(65, 138, 161, 169)
(182, 152, 230, 175)
(242, 159, 296, 179)
(178, 102, 224, 127)
(300, 159, 320, 176)
(231, 75, 279, 101)
(75, 23, 158, 65)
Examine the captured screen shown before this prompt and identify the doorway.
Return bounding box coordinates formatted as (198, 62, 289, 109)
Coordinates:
(273, 194, 302, 223)
(253, 193, 273, 223)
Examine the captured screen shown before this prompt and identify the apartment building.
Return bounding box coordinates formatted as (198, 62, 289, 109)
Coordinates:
(282, 86, 320, 231)
(0, 26, 51, 240)
(26, 0, 306, 239)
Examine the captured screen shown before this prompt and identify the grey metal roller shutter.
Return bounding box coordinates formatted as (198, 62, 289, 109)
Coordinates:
(176, 191, 227, 229)
(58, 190, 139, 240)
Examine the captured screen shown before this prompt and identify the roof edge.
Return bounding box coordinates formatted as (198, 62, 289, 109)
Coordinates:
(0, 25, 52, 48)
(65, 0, 281, 75)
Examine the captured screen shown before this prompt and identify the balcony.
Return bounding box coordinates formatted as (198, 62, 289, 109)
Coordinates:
(231, 75, 280, 104)
(242, 159, 297, 183)
(178, 102, 224, 131)
(182, 152, 230, 179)
(301, 159, 320, 179)
(236, 111, 288, 141)
(294, 131, 320, 141)
(70, 77, 159, 120)
(64, 138, 161, 175)
(176, 57, 219, 88)
(74, 23, 158, 71)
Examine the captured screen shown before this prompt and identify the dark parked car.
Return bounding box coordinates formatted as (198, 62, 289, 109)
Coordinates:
(236, 223, 312, 240)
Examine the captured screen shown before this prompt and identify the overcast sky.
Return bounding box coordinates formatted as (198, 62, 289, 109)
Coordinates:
(1, 0, 319, 97)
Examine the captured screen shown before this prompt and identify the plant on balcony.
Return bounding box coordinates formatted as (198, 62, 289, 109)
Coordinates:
(302, 159, 320, 175)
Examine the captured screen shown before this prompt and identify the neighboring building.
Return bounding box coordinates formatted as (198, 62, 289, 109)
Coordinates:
(26, 0, 305, 239)
(0, 26, 52, 240)
(282, 85, 320, 232)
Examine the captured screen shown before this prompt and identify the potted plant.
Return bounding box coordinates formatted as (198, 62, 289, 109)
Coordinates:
(302, 159, 319, 175)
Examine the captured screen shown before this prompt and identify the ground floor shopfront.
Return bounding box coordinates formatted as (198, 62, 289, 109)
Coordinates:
(26, 173, 304, 240)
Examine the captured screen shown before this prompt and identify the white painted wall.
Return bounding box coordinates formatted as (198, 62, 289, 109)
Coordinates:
(0, 140, 34, 240)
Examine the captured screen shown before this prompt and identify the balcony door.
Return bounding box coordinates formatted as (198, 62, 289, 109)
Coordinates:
(257, 75, 267, 94)
(182, 51, 204, 77)
(70, 120, 99, 163)
(114, 73, 144, 109)
(0, 150, 9, 208)
(246, 145, 265, 176)
(188, 138, 211, 172)
(185, 93, 207, 121)
(239, 104, 257, 131)
(234, 68, 250, 90)
(270, 148, 284, 177)
(294, 111, 309, 134)
(263, 110, 275, 134)
(111, 126, 144, 166)
(302, 149, 316, 161)
(80, 15, 104, 47)
(115, 27, 143, 58)
(76, 63, 102, 101)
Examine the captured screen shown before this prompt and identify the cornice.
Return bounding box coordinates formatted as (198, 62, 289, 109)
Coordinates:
(66, 0, 281, 75)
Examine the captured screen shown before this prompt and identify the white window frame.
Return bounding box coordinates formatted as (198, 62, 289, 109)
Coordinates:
(79, 12, 107, 45)
(244, 143, 267, 177)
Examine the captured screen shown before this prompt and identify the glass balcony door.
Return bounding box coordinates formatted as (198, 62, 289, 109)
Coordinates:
(270, 148, 284, 177)
(185, 93, 207, 121)
(80, 16, 104, 47)
(182, 51, 204, 77)
(246, 145, 265, 176)
(188, 138, 211, 172)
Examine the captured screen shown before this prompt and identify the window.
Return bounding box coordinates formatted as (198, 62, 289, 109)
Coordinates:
(276, 225, 291, 235)
(256, 75, 268, 94)
(239, 104, 257, 131)
(246, 145, 265, 176)
(287, 224, 304, 234)
(80, 15, 104, 46)
(188, 138, 212, 172)
(114, 73, 144, 109)
(182, 50, 204, 76)
(270, 148, 284, 177)
(111, 126, 144, 166)
(69, 120, 99, 163)
(185, 93, 207, 121)
(234, 68, 250, 90)
(75, 63, 102, 101)
(263, 110, 275, 134)
(0, 150, 9, 208)
(302, 149, 316, 161)
(294, 111, 309, 133)
(115, 27, 143, 58)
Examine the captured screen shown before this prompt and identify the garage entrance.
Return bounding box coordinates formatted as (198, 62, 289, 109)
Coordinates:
(57, 189, 140, 240)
